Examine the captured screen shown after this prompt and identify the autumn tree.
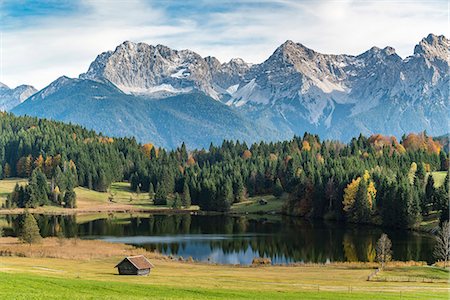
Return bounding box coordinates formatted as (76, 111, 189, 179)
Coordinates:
(343, 178, 361, 212)
(343, 171, 376, 222)
(242, 150, 252, 160)
(53, 186, 61, 205)
(34, 154, 44, 170)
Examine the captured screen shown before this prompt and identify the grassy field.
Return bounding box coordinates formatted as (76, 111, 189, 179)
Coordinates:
(0, 179, 200, 214)
(0, 178, 284, 215)
(230, 194, 284, 214)
(373, 266, 449, 283)
(0, 238, 448, 299)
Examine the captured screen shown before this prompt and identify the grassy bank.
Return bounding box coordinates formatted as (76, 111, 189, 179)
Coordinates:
(0, 179, 200, 214)
(0, 238, 448, 299)
(0, 179, 283, 215)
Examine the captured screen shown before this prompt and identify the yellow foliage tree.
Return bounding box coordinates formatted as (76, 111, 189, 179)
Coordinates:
(44, 156, 53, 177)
(24, 155, 33, 177)
(408, 162, 417, 184)
(343, 177, 361, 212)
(34, 154, 44, 170)
(366, 241, 376, 262)
(186, 156, 196, 166)
(68, 160, 77, 171)
(363, 170, 370, 181)
(142, 143, 155, 158)
(343, 170, 377, 211)
(367, 181, 377, 208)
(302, 141, 311, 152)
(343, 235, 358, 262)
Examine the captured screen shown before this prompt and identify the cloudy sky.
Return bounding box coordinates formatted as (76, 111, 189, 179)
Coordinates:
(0, 0, 447, 89)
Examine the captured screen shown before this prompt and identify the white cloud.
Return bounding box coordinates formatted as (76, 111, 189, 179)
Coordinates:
(0, 0, 447, 89)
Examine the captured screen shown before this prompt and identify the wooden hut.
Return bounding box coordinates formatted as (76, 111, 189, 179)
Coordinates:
(115, 255, 154, 275)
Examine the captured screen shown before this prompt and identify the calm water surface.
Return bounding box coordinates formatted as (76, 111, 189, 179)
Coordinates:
(1, 214, 435, 265)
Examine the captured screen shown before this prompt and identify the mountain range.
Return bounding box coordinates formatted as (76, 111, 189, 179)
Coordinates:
(10, 33, 449, 148)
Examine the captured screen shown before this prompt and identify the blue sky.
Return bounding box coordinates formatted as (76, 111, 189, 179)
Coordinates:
(0, 0, 447, 89)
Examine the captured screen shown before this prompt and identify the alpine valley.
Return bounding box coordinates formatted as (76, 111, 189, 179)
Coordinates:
(10, 33, 449, 149)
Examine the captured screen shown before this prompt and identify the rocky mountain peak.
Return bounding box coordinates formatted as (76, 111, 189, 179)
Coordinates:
(0, 82, 37, 111)
(272, 40, 316, 62)
(414, 33, 449, 62)
(0, 82, 9, 90)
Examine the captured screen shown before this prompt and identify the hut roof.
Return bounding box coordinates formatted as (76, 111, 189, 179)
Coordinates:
(115, 255, 154, 270)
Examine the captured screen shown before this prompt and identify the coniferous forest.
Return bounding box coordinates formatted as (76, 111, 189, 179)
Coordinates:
(1, 112, 448, 229)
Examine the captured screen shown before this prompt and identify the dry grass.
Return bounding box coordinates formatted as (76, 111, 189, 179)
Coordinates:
(0, 237, 162, 260)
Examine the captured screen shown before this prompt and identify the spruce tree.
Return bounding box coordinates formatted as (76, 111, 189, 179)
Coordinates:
(273, 178, 284, 198)
(154, 183, 167, 205)
(233, 176, 245, 203)
(149, 183, 155, 201)
(64, 187, 77, 208)
(215, 179, 233, 212)
(423, 175, 435, 215)
(352, 179, 370, 223)
(19, 212, 41, 245)
(172, 193, 182, 209)
(27, 169, 49, 207)
(182, 182, 191, 208)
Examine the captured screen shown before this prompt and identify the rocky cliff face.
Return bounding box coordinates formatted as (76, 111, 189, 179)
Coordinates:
(0, 83, 37, 111)
(80, 41, 252, 100)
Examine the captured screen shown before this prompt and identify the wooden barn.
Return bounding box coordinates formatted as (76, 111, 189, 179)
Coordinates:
(115, 255, 154, 275)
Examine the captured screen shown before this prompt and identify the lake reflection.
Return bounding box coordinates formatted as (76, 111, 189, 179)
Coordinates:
(1, 214, 436, 265)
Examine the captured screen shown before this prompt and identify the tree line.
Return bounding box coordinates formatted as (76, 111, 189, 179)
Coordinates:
(0, 113, 448, 228)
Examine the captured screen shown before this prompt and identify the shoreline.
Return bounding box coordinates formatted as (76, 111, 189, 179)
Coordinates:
(0, 236, 438, 268)
(0, 206, 438, 235)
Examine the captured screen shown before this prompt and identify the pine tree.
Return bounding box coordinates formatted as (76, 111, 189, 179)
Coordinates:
(407, 182, 422, 227)
(273, 178, 284, 198)
(148, 183, 155, 201)
(97, 170, 109, 192)
(232, 176, 244, 203)
(154, 183, 167, 205)
(19, 212, 41, 245)
(27, 169, 50, 207)
(172, 193, 182, 209)
(423, 175, 435, 215)
(182, 182, 191, 208)
(215, 179, 233, 212)
(64, 187, 77, 208)
(415, 163, 426, 186)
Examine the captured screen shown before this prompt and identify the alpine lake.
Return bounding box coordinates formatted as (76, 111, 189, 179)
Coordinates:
(1, 213, 436, 265)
